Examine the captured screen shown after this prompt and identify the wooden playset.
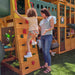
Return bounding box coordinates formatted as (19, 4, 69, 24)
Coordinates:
(0, 0, 75, 75)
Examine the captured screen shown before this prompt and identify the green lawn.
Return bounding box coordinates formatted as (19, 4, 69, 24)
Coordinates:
(1, 49, 75, 75)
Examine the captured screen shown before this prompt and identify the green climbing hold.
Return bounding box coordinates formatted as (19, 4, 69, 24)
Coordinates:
(20, 34, 24, 38)
(32, 53, 36, 55)
(24, 58, 27, 61)
(32, 45, 35, 48)
(22, 44, 25, 46)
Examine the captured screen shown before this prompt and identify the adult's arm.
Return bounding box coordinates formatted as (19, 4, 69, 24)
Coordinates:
(47, 17, 54, 31)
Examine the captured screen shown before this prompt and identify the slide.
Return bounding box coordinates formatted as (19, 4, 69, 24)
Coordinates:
(67, 24, 75, 30)
(0, 0, 10, 18)
(0, 41, 5, 75)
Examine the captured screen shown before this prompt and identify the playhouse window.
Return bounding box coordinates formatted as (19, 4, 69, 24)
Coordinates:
(55, 8, 57, 11)
(48, 7, 50, 11)
(71, 0, 74, 4)
(17, 0, 25, 14)
(66, 6, 70, 24)
(66, 0, 70, 3)
(52, 8, 54, 11)
(66, 28, 70, 39)
(45, 6, 47, 9)
(71, 8, 74, 24)
(37, 4, 39, 9)
(60, 4, 65, 16)
(41, 5, 43, 9)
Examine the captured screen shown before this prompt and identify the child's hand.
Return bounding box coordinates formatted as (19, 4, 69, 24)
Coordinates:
(14, 10, 18, 15)
(14, 10, 17, 13)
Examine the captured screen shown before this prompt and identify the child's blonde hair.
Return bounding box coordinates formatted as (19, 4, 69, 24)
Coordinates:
(26, 8, 37, 17)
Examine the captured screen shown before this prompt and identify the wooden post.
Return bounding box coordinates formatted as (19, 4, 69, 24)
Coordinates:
(25, 0, 29, 14)
(57, 2, 61, 54)
(0, 22, 1, 41)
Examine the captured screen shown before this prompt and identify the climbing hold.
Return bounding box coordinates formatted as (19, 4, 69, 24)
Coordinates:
(22, 44, 25, 46)
(20, 34, 24, 38)
(25, 67, 29, 69)
(32, 45, 35, 48)
(25, 20, 28, 24)
(32, 61, 35, 65)
(19, 23, 22, 24)
(30, 40, 32, 44)
(23, 29, 26, 34)
(32, 53, 36, 55)
(24, 58, 27, 61)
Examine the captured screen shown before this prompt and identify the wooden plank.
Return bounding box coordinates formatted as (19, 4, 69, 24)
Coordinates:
(57, 2, 61, 54)
(2, 56, 16, 62)
(19, 54, 40, 75)
(25, 0, 29, 13)
(4, 47, 15, 52)
(71, 38, 75, 49)
(2, 61, 21, 74)
(72, 12, 75, 14)
(59, 50, 70, 54)
(65, 39, 71, 51)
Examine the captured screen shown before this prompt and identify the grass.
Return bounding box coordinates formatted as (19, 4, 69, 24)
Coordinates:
(1, 49, 75, 75)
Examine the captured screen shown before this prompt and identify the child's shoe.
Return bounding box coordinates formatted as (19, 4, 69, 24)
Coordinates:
(34, 41, 37, 45)
(24, 52, 32, 58)
(32, 40, 37, 45)
(51, 52, 56, 56)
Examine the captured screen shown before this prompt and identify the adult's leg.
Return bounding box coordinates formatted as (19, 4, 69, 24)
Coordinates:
(41, 36, 48, 67)
(45, 35, 52, 66)
(43, 35, 52, 73)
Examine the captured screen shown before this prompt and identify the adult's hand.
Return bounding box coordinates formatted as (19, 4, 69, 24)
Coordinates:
(42, 29, 48, 35)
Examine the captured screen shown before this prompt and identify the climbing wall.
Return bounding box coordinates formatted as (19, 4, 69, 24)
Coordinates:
(14, 18, 40, 75)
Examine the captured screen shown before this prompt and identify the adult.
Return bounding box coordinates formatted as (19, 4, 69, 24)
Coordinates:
(39, 8, 56, 73)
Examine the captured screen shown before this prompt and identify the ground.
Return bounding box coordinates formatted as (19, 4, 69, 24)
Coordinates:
(1, 49, 75, 75)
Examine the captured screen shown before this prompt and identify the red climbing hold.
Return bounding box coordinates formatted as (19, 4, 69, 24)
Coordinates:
(23, 29, 26, 34)
(25, 20, 29, 24)
(30, 40, 32, 44)
(32, 61, 35, 65)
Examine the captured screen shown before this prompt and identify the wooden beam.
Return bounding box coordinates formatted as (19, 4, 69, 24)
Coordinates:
(2, 61, 21, 75)
(4, 47, 15, 52)
(2, 56, 16, 62)
(72, 12, 75, 14)
(25, 0, 29, 14)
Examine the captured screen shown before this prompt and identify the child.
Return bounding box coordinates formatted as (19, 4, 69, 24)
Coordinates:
(15, 8, 39, 58)
(37, 34, 42, 53)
